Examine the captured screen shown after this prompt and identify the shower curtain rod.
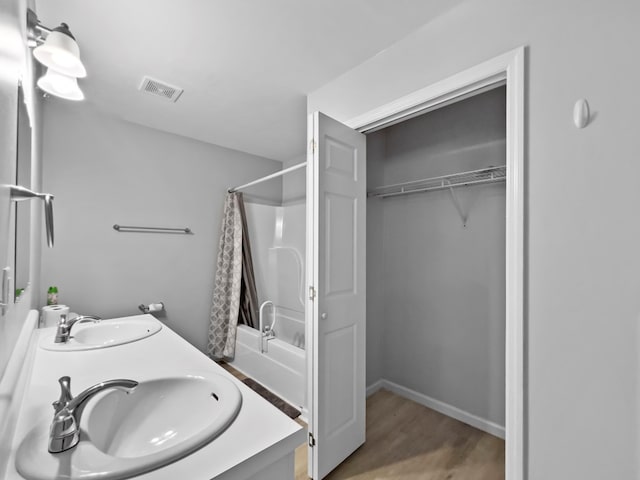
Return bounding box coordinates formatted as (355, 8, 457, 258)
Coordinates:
(228, 162, 307, 193)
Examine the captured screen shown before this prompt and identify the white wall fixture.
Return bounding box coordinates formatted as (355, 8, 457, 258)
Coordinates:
(573, 98, 590, 128)
(139, 77, 184, 103)
(36, 69, 84, 101)
(32, 23, 86, 77)
(27, 9, 86, 100)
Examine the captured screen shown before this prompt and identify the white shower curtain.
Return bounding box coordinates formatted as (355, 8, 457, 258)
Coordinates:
(207, 192, 243, 359)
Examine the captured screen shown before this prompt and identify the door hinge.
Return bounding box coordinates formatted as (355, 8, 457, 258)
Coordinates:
(308, 432, 316, 447)
(309, 139, 317, 154)
(308, 286, 316, 300)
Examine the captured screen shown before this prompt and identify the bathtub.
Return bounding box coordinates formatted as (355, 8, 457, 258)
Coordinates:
(230, 312, 306, 417)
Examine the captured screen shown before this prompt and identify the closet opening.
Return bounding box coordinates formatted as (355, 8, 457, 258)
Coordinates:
(360, 84, 507, 478)
(316, 47, 525, 480)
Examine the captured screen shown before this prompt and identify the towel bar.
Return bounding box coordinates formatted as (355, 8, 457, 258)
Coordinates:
(113, 224, 192, 234)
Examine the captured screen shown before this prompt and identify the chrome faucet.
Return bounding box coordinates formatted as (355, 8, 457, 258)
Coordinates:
(54, 314, 102, 343)
(49, 375, 138, 453)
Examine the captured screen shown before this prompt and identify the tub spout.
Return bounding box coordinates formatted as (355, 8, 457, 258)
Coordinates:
(259, 300, 276, 353)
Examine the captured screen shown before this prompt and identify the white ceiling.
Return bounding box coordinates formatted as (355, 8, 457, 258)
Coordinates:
(35, 1, 461, 162)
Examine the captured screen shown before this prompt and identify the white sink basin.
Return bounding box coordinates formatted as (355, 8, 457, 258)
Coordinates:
(15, 373, 242, 480)
(40, 316, 162, 351)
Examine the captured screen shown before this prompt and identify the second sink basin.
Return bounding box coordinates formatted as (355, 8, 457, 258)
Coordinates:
(40, 315, 162, 351)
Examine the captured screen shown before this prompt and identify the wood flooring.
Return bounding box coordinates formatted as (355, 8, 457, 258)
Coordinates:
(219, 363, 504, 480)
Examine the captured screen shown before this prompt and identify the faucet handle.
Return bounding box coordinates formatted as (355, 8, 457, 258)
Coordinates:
(53, 315, 72, 344)
(52, 376, 73, 414)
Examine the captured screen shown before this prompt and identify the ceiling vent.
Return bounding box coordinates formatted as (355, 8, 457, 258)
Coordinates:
(139, 76, 183, 102)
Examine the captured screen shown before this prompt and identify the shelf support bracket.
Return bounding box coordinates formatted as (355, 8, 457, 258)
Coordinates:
(445, 180, 468, 227)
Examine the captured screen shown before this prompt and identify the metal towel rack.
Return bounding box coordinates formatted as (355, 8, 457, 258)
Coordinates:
(113, 224, 192, 234)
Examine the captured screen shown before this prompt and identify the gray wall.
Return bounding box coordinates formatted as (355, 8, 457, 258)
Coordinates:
(309, 0, 640, 478)
(365, 130, 385, 388)
(367, 88, 506, 427)
(40, 101, 281, 352)
(282, 155, 306, 205)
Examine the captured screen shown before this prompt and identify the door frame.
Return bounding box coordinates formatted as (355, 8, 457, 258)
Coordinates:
(344, 47, 525, 480)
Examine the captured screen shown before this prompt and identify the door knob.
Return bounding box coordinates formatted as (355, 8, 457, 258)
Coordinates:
(321, 313, 328, 319)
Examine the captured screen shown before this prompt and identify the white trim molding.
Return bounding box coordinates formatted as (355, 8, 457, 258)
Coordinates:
(367, 379, 505, 439)
(366, 379, 385, 398)
(349, 46, 526, 480)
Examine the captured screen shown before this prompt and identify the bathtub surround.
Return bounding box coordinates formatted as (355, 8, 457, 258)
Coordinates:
(245, 203, 306, 317)
(231, 175, 307, 413)
(208, 192, 243, 359)
(242, 160, 306, 333)
(233, 324, 306, 414)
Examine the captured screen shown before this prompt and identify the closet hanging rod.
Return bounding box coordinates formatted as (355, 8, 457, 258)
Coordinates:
(113, 224, 192, 234)
(228, 162, 306, 193)
(368, 165, 506, 199)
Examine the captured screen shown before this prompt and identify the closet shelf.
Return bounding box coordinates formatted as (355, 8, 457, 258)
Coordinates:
(367, 165, 506, 199)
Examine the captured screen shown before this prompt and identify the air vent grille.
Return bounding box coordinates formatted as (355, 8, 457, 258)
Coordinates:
(139, 76, 184, 102)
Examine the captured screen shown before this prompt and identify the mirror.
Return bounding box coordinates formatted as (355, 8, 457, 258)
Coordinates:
(14, 84, 32, 301)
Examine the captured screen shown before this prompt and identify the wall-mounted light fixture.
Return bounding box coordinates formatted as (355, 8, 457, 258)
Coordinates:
(27, 9, 86, 101)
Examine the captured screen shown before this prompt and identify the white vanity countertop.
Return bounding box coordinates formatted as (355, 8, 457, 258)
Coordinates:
(4, 315, 305, 480)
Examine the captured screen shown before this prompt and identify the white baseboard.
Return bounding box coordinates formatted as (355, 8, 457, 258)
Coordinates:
(366, 379, 384, 397)
(366, 378, 505, 439)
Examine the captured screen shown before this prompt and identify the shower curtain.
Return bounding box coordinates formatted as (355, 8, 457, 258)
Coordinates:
(237, 194, 259, 330)
(207, 192, 258, 360)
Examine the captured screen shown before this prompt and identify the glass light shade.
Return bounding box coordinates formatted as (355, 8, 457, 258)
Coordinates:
(33, 29, 87, 78)
(37, 69, 84, 101)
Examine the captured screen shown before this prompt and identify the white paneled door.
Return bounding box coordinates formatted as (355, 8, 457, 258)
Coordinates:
(306, 112, 366, 479)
